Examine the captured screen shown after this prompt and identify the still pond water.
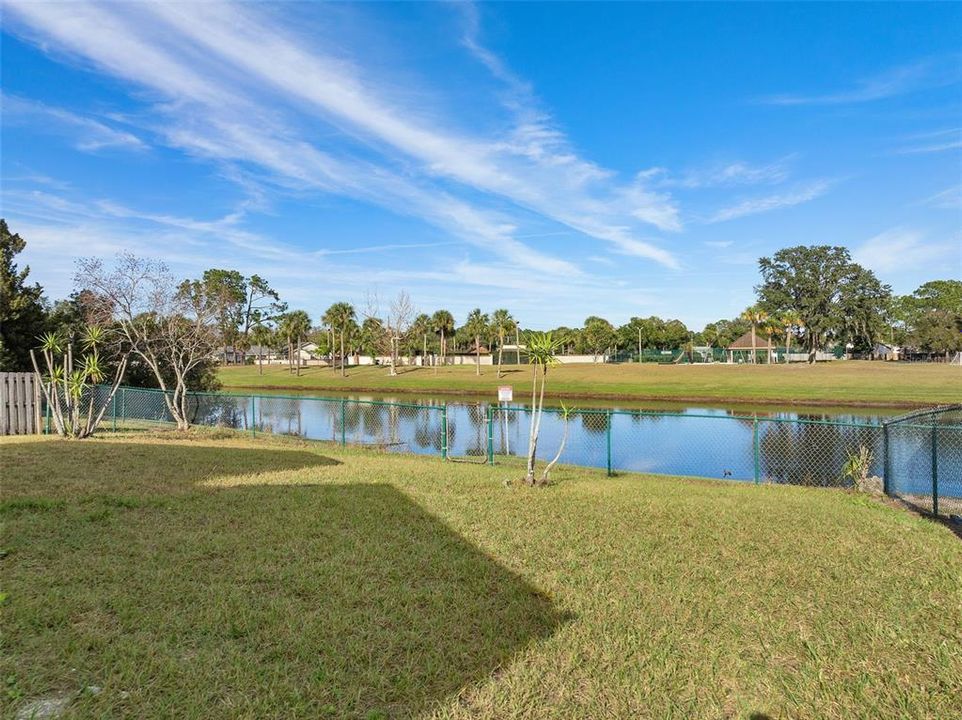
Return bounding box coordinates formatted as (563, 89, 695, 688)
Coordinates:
(185, 389, 961, 497)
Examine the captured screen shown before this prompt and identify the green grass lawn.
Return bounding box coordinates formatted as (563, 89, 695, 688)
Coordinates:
(3, 432, 961, 719)
(218, 361, 962, 407)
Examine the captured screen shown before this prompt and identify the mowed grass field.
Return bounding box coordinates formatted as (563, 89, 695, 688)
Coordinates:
(218, 361, 961, 407)
(3, 432, 961, 719)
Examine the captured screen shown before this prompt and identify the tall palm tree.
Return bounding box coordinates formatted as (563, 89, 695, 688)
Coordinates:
(431, 309, 455, 372)
(491, 308, 516, 379)
(411, 313, 432, 366)
(282, 310, 311, 377)
(464, 308, 490, 377)
(780, 310, 802, 363)
(249, 323, 273, 375)
(763, 318, 778, 364)
(323, 302, 356, 377)
(740, 305, 768, 365)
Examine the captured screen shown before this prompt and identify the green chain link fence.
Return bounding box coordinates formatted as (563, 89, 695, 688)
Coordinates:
(56, 386, 962, 518)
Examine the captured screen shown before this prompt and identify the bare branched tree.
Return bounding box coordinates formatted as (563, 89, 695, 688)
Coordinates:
(75, 254, 226, 431)
(385, 291, 415, 377)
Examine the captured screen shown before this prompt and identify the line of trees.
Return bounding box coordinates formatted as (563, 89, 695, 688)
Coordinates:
(3, 221, 961, 404)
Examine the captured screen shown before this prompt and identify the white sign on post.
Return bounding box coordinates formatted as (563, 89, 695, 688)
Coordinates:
(498, 386, 513, 403)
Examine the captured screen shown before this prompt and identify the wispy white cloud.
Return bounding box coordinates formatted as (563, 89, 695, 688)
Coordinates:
(759, 58, 961, 106)
(2, 93, 146, 151)
(706, 180, 833, 223)
(893, 128, 962, 154)
(5, 0, 681, 271)
(703, 240, 734, 248)
(5, 184, 643, 328)
(662, 158, 795, 189)
(853, 228, 960, 274)
(923, 184, 962, 209)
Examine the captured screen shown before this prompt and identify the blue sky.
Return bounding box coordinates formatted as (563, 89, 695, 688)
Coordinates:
(2, 1, 960, 329)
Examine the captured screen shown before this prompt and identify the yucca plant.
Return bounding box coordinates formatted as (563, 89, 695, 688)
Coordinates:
(30, 325, 129, 438)
(523, 331, 562, 486)
(841, 445, 874, 492)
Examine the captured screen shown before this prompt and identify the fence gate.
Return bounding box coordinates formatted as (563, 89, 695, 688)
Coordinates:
(0, 372, 42, 435)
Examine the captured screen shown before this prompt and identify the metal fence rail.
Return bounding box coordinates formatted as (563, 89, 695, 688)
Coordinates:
(48, 386, 962, 518)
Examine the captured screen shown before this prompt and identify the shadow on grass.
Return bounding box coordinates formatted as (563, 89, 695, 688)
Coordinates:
(6, 482, 567, 718)
(1, 441, 339, 499)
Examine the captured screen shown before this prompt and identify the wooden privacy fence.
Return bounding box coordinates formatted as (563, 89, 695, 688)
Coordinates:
(0, 372, 42, 435)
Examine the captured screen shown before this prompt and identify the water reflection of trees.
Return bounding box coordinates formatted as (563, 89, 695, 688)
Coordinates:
(189, 395, 249, 430)
(253, 397, 303, 437)
(575, 411, 609, 434)
(465, 404, 487, 458)
(759, 421, 882, 487)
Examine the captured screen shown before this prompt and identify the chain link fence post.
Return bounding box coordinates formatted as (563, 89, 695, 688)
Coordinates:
(441, 404, 448, 461)
(121, 387, 127, 430)
(882, 423, 890, 496)
(487, 404, 494, 465)
(753, 417, 760, 484)
(111, 391, 117, 432)
(606, 410, 612, 477)
(932, 424, 939, 516)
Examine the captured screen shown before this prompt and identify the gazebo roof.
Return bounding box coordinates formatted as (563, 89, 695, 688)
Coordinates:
(727, 330, 769, 350)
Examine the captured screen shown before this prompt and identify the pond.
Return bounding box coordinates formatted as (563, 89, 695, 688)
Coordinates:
(106, 383, 958, 500)
(156, 388, 955, 498)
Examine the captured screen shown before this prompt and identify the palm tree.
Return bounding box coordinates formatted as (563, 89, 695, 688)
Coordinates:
(431, 309, 455, 372)
(249, 323, 274, 375)
(323, 302, 356, 377)
(491, 308, 516, 379)
(411, 313, 432, 366)
(464, 308, 490, 377)
(281, 310, 311, 376)
(524, 331, 562, 486)
(740, 305, 768, 365)
(780, 310, 802, 363)
(763, 318, 778, 364)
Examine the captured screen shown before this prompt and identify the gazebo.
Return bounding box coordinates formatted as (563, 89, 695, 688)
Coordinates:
(726, 331, 774, 364)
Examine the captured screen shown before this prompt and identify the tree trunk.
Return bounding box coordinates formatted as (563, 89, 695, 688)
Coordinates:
(475, 335, 481, 376)
(540, 411, 569, 484)
(497, 333, 504, 378)
(340, 330, 346, 378)
(525, 364, 539, 485)
(785, 333, 791, 363)
(750, 325, 757, 364)
(296, 334, 301, 376)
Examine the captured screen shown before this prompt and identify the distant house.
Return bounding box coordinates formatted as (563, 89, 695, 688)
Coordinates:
(245, 345, 280, 363)
(873, 343, 901, 361)
(726, 331, 774, 364)
(448, 343, 494, 365)
(214, 346, 246, 364)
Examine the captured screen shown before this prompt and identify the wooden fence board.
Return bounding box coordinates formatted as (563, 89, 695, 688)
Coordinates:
(0, 372, 42, 435)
